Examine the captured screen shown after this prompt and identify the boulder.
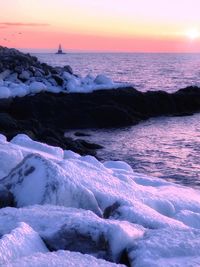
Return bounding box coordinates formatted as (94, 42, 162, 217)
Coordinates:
(0, 185, 14, 208)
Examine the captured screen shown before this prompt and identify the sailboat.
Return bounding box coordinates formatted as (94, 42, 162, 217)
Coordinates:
(56, 44, 66, 54)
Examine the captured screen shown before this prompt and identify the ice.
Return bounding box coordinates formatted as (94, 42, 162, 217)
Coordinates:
(8, 250, 125, 267)
(94, 74, 114, 85)
(64, 150, 81, 159)
(0, 86, 11, 99)
(0, 141, 24, 179)
(11, 134, 64, 160)
(29, 82, 47, 93)
(104, 161, 134, 173)
(0, 73, 125, 99)
(1, 154, 102, 216)
(131, 227, 200, 267)
(0, 134, 200, 266)
(0, 205, 144, 263)
(0, 222, 48, 265)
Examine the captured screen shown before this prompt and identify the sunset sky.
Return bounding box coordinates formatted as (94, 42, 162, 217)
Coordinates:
(1, 0, 200, 52)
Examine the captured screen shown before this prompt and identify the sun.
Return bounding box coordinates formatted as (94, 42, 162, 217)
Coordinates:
(186, 29, 200, 40)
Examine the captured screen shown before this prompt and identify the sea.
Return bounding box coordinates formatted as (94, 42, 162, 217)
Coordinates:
(35, 53, 200, 189)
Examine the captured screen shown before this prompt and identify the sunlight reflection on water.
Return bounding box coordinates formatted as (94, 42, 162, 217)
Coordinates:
(66, 113, 200, 189)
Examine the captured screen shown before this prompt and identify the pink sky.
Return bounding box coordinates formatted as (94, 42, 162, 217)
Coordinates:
(0, 0, 200, 52)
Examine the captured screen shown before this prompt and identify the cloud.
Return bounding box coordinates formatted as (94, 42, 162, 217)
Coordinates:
(0, 22, 49, 28)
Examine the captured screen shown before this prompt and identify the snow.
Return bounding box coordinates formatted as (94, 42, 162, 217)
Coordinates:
(0, 133, 200, 266)
(2, 154, 102, 216)
(0, 86, 11, 98)
(0, 73, 126, 99)
(8, 250, 125, 267)
(29, 82, 47, 93)
(0, 222, 48, 265)
(0, 205, 143, 263)
(11, 134, 64, 160)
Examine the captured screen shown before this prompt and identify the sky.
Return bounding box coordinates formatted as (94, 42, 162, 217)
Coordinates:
(0, 0, 200, 52)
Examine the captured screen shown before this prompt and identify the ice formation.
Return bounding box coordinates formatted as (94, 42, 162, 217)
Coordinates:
(0, 73, 124, 99)
(0, 134, 200, 266)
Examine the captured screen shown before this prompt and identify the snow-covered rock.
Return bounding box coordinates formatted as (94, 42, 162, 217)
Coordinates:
(0, 86, 11, 98)
(94, 74, 113, 85)
(11, 134, 64, 160)
(9, 250, 125, 267)
(0, 134, 200, 266)
(29, 82, 47, 93)
(1, 154, 102, 216)
(0, 205, 143, 264)
(0, 72, 125, 99)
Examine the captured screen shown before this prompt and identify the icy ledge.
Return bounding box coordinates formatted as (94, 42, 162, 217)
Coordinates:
(0, 134, 200, 266)
(0, 73, 126, 99)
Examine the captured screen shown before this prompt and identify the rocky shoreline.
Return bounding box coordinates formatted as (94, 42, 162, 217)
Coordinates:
(0, 46, 200, 155)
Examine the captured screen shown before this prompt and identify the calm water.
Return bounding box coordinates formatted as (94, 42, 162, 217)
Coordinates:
(35, 52, 200, 92)
(35, 53, 200, 188)
(66, 114, 200, 189)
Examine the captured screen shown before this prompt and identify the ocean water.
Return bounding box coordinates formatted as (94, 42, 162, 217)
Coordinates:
(35, 53, 200, 188)
(35, 52, 200, 92)
(66, 114, 200, 189)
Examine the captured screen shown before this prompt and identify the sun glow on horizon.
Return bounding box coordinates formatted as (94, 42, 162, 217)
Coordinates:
(1, 0, 200, 52)
(186, 29, 200, 40)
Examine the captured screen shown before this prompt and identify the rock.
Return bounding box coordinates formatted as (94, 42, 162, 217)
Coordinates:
(52, 75, 64, 86)
(34, 70, 43, 77)
(1, 153, 102, 216)
(8, 73, 19, 83)
(0, 113, 17, 131)
(29, 82, 47, 93)
(76, 139, 103, 150)
(103, 202, 121, 219)
(44, 227, 109, 259)
(74, 132, 91, 137)
(19, 70, 31, 81)
(63, 65, 73, 74)
(0, 70, 11, 80)
(0, 185, 14, 208)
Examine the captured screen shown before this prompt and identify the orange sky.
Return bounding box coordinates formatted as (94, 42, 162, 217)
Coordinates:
(0, 0, 200, 52)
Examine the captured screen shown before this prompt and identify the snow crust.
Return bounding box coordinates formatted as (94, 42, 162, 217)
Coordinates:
(9, 250, 125, 267)
(0, 222, 48, 265)
(0, 134, 200, 266)
(0, 73, 125, 99)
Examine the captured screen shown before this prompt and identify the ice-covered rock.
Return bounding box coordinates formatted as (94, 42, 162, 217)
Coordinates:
(0, 222, 48, 265)
(1, 154, 102, 216)
(0, 86, 11, 98)
(131, 227, 200, 267)
(19, 71, 31, 81)
(0, 140, 24, 179)
(9, 250, 125, 267)
(0, 205, 143, 264)
(94, 74, 113, 85)
(0, 134, 200, 266)
(29, 82, 47, 93)
(11, 134, 64, 160)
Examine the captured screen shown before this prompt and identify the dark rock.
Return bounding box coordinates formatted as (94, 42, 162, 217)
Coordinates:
(52, 75, 64, 86)
(0, 113, 17, 131)
(76, 139, 103, 150)
(44, 227, 110, 261)
(118, 249, 131, 267)
(103, 202, 121, 219)
(63, 65, 73, 74)
(0, 185, 14, 208)
(74, 132, 91, 137)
